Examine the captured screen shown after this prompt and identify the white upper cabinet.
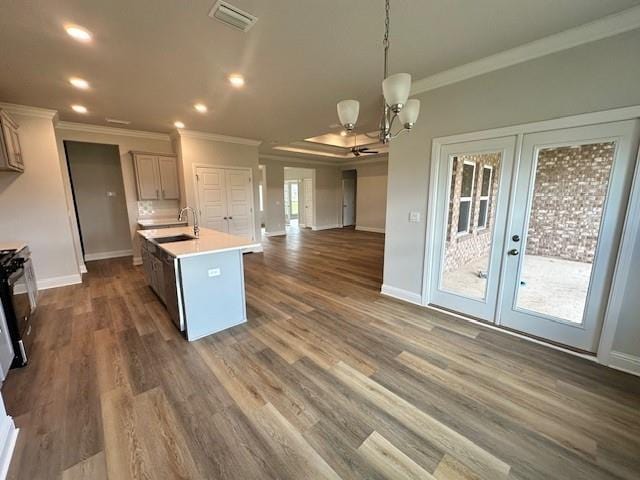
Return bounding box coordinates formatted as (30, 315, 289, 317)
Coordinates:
(0, 111, 24, 173)
(158, 156, 180, 200)
(132, 151, 180, 201)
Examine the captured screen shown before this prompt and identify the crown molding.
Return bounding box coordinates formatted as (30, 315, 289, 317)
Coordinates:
(177, 129, 262, 146)
(259, 154, 338, 166)
(340, 155, 389, 168)
(0, 102, 58, 120)
(412, 5, 640, 95)
(259, 153, 388, 168)
(56, 121, 170, 141)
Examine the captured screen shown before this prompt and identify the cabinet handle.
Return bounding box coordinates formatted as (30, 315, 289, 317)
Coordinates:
(223, 216, 228, 220)
(228, 216, 233, 220)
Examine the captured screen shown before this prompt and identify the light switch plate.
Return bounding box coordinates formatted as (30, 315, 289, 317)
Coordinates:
(208, 268, 221, 277)
(409, 211, 421, 223)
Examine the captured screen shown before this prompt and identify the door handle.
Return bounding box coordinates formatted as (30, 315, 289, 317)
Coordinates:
(508, 249, 519, 256)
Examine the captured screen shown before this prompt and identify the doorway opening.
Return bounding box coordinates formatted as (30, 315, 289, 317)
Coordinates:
(342, 169, 357, 227)
(64, 141, 132, 262)
(284, 167, 314, 233)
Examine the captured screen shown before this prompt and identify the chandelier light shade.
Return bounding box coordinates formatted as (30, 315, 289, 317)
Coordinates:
(337, 100, 360, 130)
(399, 99, 420, 127)
(382, 73, 411, 110)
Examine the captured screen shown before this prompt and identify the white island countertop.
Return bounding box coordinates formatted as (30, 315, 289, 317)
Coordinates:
(137, 226, 260, 258)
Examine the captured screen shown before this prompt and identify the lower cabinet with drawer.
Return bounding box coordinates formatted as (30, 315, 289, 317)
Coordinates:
(141, 237, 182, 330)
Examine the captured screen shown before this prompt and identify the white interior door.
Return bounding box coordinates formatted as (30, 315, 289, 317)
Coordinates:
(196, 167, 228, 232)
(225, 169, 254, 240)
(499, 121, 640, 351)
(429, 137, 516, 321)
(303, 178, 313, 228)
(342, 178, 356, 226)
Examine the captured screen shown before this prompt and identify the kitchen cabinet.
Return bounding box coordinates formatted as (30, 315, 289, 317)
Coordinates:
(138, 227, 260, 341)
(132, 151, 179, 200)
(0, 111, 23, 173)
(141, 237, 165, 303)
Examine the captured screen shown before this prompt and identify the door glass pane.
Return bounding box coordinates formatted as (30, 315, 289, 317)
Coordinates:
(441, 152, 502, 300)
(516, 142, 615, 323)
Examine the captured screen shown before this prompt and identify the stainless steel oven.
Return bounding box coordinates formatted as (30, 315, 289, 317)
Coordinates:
(0, 247, 36, 367)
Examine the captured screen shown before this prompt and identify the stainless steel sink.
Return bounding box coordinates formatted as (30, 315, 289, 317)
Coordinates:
(153, 234, 195, 244)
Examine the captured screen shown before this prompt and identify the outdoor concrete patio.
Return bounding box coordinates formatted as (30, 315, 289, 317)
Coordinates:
(442, 254, 592, 323)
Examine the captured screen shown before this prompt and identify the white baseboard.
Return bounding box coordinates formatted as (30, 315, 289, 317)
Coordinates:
(84, 249, 133, 261)
(245, 245, 263, 253)
(132, 256, 142, 266)
(312, 224, 342, 231)
(608, 351, 640, 376)
(79, 263, 87, 274)
(37, 273, 82, 291)
(265, 230, 286, 237)
(356, 225, 385, 233)
(0, 416, 18, 480)
(380, 284, 423, 305)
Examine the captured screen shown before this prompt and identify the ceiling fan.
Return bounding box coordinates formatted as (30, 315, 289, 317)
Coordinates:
(350, 133, 380, 157)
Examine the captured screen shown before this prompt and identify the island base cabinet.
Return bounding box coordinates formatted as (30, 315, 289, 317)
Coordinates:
(179, 250, 247, 341)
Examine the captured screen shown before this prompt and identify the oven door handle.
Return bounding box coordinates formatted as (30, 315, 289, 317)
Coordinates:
(7, 267, 25, 286)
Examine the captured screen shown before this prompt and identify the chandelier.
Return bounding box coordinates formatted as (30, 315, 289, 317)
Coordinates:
(337, 0, 420, 145)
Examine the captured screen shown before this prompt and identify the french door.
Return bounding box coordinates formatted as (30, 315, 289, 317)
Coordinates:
(429, 120, 640, 351)
(429, 137, 516, 321)
(499, 121, 640, 352)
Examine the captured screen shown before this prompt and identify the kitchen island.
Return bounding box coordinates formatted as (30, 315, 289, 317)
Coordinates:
(137, 226, 260, 341)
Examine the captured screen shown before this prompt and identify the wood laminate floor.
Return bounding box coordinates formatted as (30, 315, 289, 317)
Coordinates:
(3, 228, 640, 479)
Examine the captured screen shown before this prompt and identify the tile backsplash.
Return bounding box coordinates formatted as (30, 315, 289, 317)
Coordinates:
(137, 200, 181, 218)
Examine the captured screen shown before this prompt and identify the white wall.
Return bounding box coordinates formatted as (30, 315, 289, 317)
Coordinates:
(0, 108, 81, 288)
(56, 125, 175, 266)
(175, 131, 261, 243)
(384, 29, 640, 366)
(353, 160, 388, 233)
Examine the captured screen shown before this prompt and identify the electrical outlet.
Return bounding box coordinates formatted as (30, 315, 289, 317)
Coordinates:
(208, 268, 221, 277)
(409, 211, 421, 223)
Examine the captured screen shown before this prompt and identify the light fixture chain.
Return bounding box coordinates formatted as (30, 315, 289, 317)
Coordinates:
(383, 0, 390, 79)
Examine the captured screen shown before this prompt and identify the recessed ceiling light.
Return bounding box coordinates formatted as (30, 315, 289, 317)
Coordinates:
(194, 103, 207, 113)
(228, 74, 245, 88)
(174, 121, 185, 129)
(71, 105, 88, 114)
(69, 77, 89, 90)
(65, 25, 92, 42)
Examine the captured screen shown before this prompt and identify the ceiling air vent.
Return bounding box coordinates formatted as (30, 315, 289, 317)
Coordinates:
(105, 118, 131, 125)
(208, 1, 258, 32)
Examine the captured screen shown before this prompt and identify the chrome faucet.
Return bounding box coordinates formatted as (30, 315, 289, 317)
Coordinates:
(178, 207, 200, 238)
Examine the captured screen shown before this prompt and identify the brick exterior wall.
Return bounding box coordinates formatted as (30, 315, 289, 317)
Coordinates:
(444, 153, 501, 272)
(525, 142, 614, 263)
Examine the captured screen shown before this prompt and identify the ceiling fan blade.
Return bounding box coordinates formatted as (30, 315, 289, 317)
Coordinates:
(363, 150, 379, 154)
